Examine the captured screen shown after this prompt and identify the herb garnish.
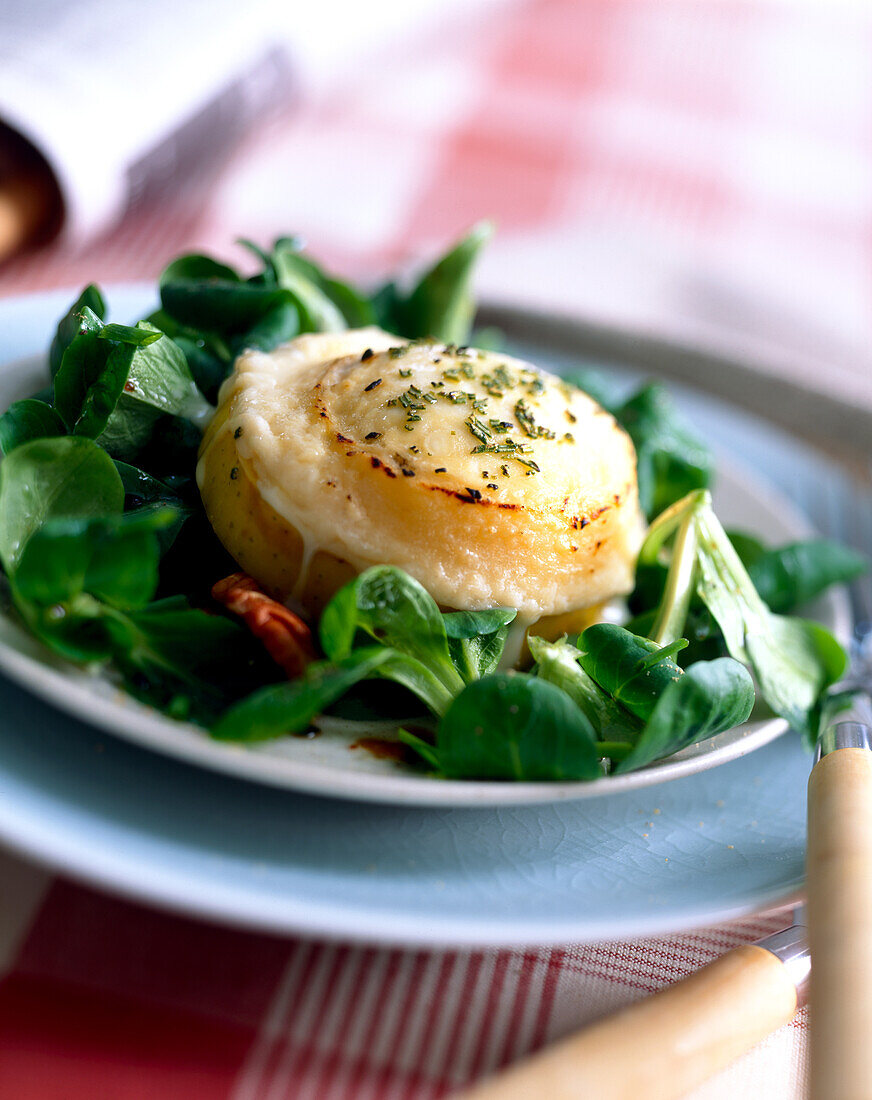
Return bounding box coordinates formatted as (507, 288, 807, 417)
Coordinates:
(515, 398, 555, 440)
(465, 415, 492, 445)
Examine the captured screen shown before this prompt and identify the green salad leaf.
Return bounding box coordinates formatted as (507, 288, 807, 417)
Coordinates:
(51, 302, 212, 462)
(13, 507, 177, 610)
(158, 239, 374, 352)
(154, 225, 491, 406)
(244, 237, 376, 329)
(401, 671, 601, 781)
(95, 321, 213, 460)
(0, 436, 124, 572)
(49, 284, 105, 379)
(747, 538, 867, 614)
(0, 399, 65, 455)
(212, 649, 393, 742)
(320, 566, 466, 714)
(235, 299, 300, 355)
(614, 384, 713, 518)
(576, 624, 688, 722)
(112, 604, 266, 723)
(443, 607, 517, 681)
(145, 308, 233, 402)
(641, 490, 849, 743)
(529, 634, 637, 740)
(529, 626, 754, 774)
(387, 221, 494, 344)
(0, 429, 265, 722)
(612, 656, 755, 773)
(52, 305, 120, 433)
(214, 568, 520, 740)
(160, 279, 293, 340)
(269, 245, 347, 333)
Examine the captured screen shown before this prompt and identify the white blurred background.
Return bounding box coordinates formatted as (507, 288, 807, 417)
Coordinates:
(1, 0, 870, 448)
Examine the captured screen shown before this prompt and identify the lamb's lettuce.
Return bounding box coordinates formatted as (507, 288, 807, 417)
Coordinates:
(0, 435, 269, 722)
(401, 672, 601, 781)
(442, 607, 517, 682)
(0, 399, 65, 455)
(575, 624, 688, 722)
(382, 220, 494, 344)
(611, 655, 755, 773)
(617, 385, 713, 518)
(640, 490, 848, 743)
(51, 305, 212, 462)
(212, 649, 394, 742)
(49, 284, 106, 379)
(0, 436, 124, 572)
(320, 567, 471, 714)
(746, 538, 867, 614)
(530, 626, 753, 774)
(13, 507, 177, 610)
(529, 634, 637, 741)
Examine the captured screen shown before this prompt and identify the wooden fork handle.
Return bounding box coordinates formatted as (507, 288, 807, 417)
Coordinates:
(808, 741, 872, 1100)
(458, 943, 800, 1100)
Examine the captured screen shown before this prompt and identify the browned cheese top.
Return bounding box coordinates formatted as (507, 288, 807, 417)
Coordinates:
(197, 328, 644, 616)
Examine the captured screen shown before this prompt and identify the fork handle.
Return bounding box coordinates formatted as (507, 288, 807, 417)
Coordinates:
(808, 743, 872, 1100)
(458, 944, 799, 1100)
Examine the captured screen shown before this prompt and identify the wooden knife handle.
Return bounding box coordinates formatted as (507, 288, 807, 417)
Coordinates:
(808, 747, 872, 1100)
(457, 944, 798, 1100)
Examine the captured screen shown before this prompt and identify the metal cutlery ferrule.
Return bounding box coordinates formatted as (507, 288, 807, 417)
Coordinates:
(817, 718, 872, 761)
(756, 924, 810, 1004)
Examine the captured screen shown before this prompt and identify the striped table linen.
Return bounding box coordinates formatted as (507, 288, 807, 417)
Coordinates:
(1, 1, 870, 1096)
(0, 860, 804, 1099)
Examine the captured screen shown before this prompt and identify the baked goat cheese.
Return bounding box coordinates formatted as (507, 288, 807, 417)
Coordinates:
(197, 328, 643, 650)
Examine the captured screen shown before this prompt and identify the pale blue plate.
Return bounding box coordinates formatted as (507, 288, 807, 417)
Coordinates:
(0, 287, 867, 946)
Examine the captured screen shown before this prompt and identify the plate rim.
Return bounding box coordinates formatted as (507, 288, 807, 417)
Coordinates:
(0, 783, 804, 948)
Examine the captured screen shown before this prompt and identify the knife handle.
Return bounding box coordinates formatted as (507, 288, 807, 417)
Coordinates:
(808, 741, 872, 1100)
(458, 943, 800, 1100)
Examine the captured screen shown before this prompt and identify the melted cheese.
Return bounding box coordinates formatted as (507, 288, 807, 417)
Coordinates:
(197, 328, 644, 628)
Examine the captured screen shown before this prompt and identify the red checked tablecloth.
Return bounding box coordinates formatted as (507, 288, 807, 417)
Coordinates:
(2, 1, 869, 1095)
